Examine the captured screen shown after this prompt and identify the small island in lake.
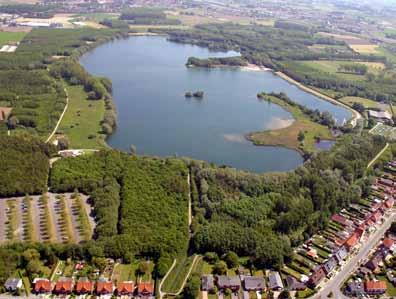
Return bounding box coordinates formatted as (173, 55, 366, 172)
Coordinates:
(185, 91, 204, 98)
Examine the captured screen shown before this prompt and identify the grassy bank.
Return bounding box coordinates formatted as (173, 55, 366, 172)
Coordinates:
(247, 95, 333, 153)
(55, 85, 107, 149)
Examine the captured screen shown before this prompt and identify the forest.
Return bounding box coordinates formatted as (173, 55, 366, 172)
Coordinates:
(119, 8, 181, 25)
(50, 151, 190, 265)
(186, 56, 247, 68)
(0, 135, 54, 197)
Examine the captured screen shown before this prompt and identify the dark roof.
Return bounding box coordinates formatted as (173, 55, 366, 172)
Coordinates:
(268, 272, 283, 289)
(201, 275, 214, 291)
(285, 276, 306, 291)
(4, 278, 22, 290)
(244, 276, 265, 290)
(217, 276, 240, 288)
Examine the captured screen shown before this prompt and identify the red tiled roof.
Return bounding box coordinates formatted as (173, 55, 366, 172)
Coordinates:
(96, 281, 113, 294)
(371, 211, 382, 222)
(54, 280, 72, 293)
(331, 214, 347, 226)
(365, 280, 387, 291)
(117, 282, 134, 294)
(34, 280, 51, 293)
(385, 198, 395, 209)
(138, 282, 154, 294)
(345, 233, 359, 250)
(383, 237, 394, 249)
(76, 280, 93, 294)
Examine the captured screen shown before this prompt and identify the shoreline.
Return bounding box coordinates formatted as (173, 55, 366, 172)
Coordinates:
(274, 71, 362, 127)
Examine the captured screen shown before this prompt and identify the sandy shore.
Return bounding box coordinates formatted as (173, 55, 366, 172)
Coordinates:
(274, 71, 362, 127)
(128, 32, 164, 36)
(240, 64, 271, 72)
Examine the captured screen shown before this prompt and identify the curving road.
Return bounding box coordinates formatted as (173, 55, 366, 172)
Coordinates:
(311, 211, 396, 299)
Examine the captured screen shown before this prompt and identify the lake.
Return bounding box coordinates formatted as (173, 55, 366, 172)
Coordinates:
(80, 36, 351, 173)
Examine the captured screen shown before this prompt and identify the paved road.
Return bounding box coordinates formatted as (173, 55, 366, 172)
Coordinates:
(311, 211, 396, 299)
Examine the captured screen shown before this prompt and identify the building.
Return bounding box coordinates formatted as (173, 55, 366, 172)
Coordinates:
(346, 281, 365, 296)
(4, 278, 22, 292)
(365, 251, 384, 272)
(201, 275, 214, 291)
(331, 214, 347, 226)
(96, 281, 113, 295)
(368, 110, 393, 123)
(0, 107, 12, 121)
(285, 276, 306, 291)
(243, 276, 265, 291)
(383, 237, 395, 250)
(216, 276, 240, 291)
(117, 281, 134, 296)
(33, 279, 51, 294)
(322, 257, 337, 275)
(307, 267, 326, 288)
(385, 198, 395, 209)
(268, 272, 283, 291)
(364, 280, 387, 295)
(344, 233, 359, 251)
(335, 246, 348, 263)
(54, 278, 72, 295)
(75, 277, 93, 295)
(137, 281, 154, 297)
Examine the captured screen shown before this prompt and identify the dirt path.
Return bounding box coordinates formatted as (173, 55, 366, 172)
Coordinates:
(45, 87, 69, 143)
(187, 173, 192, 228)
(367, 143, 389, 169)
(275, 71, 362, 127)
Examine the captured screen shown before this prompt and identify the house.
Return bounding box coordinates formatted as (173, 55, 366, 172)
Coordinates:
(346, 281, 365, 296)
(331, 214, 347, 226)
(4, 278, 22, 292)
(54, 278, 72, 295)
(383, 237, 395, 250)
(387, 270, 396, 286)
(385, 198, 395, 209)
(335, 246, 348, 263)
(364, 280, 387, 295)
(201, 275, 214, 291)
(0, 107, 12, 121)
(243, 276, 265, 291)
(371, 211, 382, 223)
(268, 272, 283, 291)
(117, 281, 134, 296)
(368, 110, 393, 123)
(33, 279, 52, 294)
(137, 281, 154, 297)
(216, 276, 240, 291)
(96, 281, 114, 295)
(75, 277, 93, 295)
(365, 251, 383, 272)
(307, 267, 326, 288)
(322, 257, 337, 275)
(285, 276, 306, 291)
(344, 233, 359, 251)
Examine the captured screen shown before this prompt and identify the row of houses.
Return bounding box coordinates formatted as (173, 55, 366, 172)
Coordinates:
(5, 277, 154, 297)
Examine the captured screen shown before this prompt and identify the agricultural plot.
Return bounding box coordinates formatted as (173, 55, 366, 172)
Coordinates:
(0, 193, 95, 244)
(370, 123, 396, 141)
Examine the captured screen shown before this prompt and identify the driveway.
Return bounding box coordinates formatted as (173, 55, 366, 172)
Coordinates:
(201, 291, 208, 299)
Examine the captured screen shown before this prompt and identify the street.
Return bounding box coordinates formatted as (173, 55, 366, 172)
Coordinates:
(311, 211, 396, 299)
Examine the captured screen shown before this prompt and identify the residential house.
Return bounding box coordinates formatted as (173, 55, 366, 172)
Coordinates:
(201, 275, 214, 291)
(54, 278, 73, 295)
(335, 246, 348, 263)
(285, 276, 306, 291)
(96, 281, 114, 296)
(371, 211, 382, 223)
(331, 214, 347, 226)
(322, 257, 337, 275)
(346, 281, 365, 296)
(33, 279, 52, 294)
(4, 278, 22, 292)
(137, 281, 154, 297)
(117, 281, 134, 296)
(75, 277, 93, 295)
(364, 280, 387, 295)
(216, 276, 240, 291)
(243, 276, 265, 291)
(268, 272, 283, 291)
(368, 110, 393, 123)
(365, 251, 383, 272)
(385, 198, 395, 209)
(0, 107, 12, 121)
(307, 267, 326, 288)
(344, 233, 359, 251)
(383, 237, 394, 250)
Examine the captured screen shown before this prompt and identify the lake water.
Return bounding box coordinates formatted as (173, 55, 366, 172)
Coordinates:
(80, 36, 351, 173)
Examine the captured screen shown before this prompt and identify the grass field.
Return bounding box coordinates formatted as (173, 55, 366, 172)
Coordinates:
(162, 255, 195, 293)
(350, 44, 379, 54)
(370, 123, 396, 141)
(112, 263, 134, 283)
(248, 95, 333, 153)
(56, 85, 107, 149)
(72, 13, 120, 22)
(0, 31, 27, 46)
(377, 275, 396, 296)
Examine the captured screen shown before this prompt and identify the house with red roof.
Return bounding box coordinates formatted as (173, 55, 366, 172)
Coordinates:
(34, 279, 52, 294)
(138, 281, 154, 297)
(331, 214, 347, 226)
(54, 278, 72, 295)
(307, 267, 326, 288)
(344, 233, 359, 251)
(385, 198, 394, 209)
(117, 281, 134, 296)
(75, 277, 93, 295)
(96, 281, 114, 295)
(383, 237, 395, 250)
(371, 211, 382, 223)
(364, 280, 387, 295)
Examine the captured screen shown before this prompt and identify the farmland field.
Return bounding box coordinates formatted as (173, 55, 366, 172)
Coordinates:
(349, 44, 379, 54)
(0, 31, 27, 46)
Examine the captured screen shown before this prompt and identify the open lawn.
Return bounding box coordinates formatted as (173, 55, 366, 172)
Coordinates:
(162, 255, 195, 293)
(112, 263, 134, 283)
(72, 13, 120, 23)
(0, 31, 27, 46)
(56, 85, 107, 149)
(377, 275, 396, 296)
(350, 44, 379, 54)
(247, 95, 333, 153)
